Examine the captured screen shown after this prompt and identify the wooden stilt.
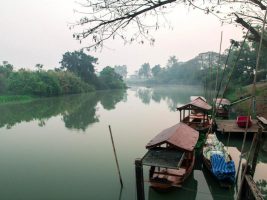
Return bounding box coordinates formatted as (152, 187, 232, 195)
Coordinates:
(251, 127, 262, 176)
(135, 159, 145, 200)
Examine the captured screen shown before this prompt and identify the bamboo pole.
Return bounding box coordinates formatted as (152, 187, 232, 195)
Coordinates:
(109, 125, 123, 187)
(237, 8, 267, 200)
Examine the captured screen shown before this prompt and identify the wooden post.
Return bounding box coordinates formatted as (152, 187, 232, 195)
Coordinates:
(240, 164, 264, 200)
(109, 125, 123, 188)
(135, 159, 145, 200)
(251, 127, 263, 176)
(240, 163, 250, 199)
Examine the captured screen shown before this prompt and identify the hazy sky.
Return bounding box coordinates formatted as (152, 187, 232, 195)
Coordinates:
(0, 0, 243, 74)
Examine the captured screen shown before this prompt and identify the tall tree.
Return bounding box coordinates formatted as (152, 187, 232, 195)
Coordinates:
(166, 56, 178, 68)
(114, 65, 128, 79)
(0, 61, 13, 93)
(60, 51, 98, 84)
(35, 64, 43, 71)
(99, 66, 126, 89)
(151, 64, 161, 77)
(138, 63, 151, 79)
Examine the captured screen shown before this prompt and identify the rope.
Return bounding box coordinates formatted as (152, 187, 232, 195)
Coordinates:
(211, 41, 235, 120)
(213, 30, 249, 119)
(213, 31, 223, 119)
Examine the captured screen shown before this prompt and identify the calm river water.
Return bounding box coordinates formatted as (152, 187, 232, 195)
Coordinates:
(0, 85, 266, 200)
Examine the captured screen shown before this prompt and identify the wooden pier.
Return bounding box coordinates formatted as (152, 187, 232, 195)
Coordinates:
(216, 120, 259, 134)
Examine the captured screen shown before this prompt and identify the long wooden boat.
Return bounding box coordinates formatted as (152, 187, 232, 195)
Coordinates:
(142, 122, 199, 190)
(202, 133, 235, 186)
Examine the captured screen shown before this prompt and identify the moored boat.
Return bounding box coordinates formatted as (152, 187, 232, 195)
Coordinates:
(213, 98, 231, 118)
(177, 97, 212, 131)
(142, 122, 199, 190)
(202, 133, 235, 186)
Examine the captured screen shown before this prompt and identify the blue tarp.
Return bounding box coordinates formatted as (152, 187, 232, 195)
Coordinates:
(210, 154, 235, 183)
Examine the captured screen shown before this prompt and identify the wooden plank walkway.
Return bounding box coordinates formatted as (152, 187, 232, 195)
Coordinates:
(216, 120, 259, 133)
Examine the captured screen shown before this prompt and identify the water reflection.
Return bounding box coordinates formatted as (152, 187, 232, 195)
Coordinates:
(134, 85, 204, 111)
(257, 179, 267, 198)
(0, 90, 126, 131)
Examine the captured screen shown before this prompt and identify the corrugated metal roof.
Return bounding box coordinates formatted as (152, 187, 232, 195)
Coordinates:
(177, 97, 212, 111)
(190, 96, 207, 102)
(146, 122, 199, 151)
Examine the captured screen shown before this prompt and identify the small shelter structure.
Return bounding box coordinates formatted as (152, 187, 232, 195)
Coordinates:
(213, 98, 231, 118)
(177, 97, 212, 131)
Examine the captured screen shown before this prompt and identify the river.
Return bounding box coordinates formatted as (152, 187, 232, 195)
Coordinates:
(0, 85, 266, 200)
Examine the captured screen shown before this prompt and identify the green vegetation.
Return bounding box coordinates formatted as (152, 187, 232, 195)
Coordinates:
(0, 51, 126, 103)
(224, 82, 267, 117)
(98, 66, 126, 89)
(0, 95, 34, 104)
(127, 52, 221, 85)
(128, 39, 267, 90)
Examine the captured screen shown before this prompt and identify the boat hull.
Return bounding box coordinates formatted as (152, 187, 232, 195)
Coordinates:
(149, 152, 195, 190)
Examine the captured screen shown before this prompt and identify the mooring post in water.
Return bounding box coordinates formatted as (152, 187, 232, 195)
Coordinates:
(108, 125, 123, 188)
(135, 158, 145, 200)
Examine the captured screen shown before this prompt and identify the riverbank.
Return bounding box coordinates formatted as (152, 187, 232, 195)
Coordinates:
(0, 95, 35, 104)
(226, 82, 267, 118)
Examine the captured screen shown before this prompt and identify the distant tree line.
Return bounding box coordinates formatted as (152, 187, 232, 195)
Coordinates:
(0, 51, 127, 97)
(128, 39, 267, 88)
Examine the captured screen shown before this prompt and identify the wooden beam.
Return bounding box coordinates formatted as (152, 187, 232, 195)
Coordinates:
(245, 175, 264, 200)
(251, 128, 262, 176)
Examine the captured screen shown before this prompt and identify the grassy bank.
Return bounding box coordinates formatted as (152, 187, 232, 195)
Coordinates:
(225, 82, 267, 118)
(0, 95, 35, 104)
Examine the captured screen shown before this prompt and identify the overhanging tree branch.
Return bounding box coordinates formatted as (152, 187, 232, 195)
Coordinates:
(71, 0, 267, 49)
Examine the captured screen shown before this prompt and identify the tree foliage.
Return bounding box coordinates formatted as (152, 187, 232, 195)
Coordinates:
(151, 64, 162, 77)
(60, 51, 98, 84)
(128, 38, 267, 88)
(7, 70, 94, 96)
(1, 51, 127, 97)
(138, 63, 151, 79)
(99, 66, 126, 89)
(114, 65, 128, 79)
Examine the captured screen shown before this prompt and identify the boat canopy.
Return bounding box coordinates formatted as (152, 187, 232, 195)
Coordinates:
(146, 122, 199, 152)
(213, 98, 230, 106)
(177, 97, 212, 111)
(142, 147, 185, 169)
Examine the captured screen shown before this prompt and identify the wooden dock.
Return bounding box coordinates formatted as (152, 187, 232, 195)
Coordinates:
(216, 120, 259, 133)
